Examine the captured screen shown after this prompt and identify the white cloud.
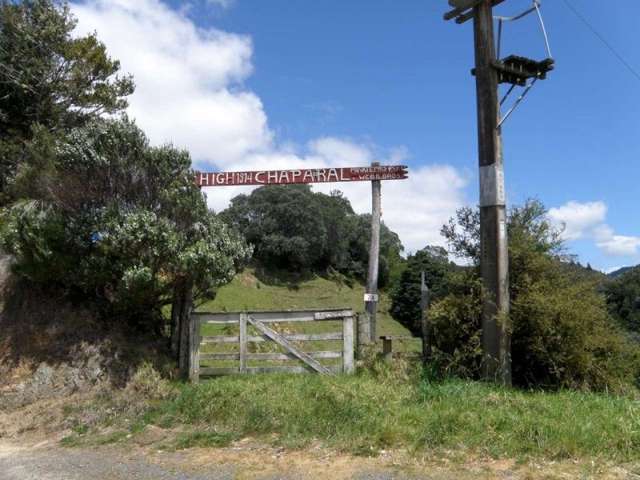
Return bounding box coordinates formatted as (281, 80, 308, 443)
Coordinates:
(596, 235, 640, 257)
(547, 201, 606, 241)
(549, 201, 640, 257)
(73, 0, 270, 166)
(72, 0, 468, 253)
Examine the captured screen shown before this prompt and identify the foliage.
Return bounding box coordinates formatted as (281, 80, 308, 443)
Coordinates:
(0, 118, 250, 330)
(221, 185, 403, 287)
(606, 266, 640, 338)
(0, 0, 134, 203)
(431, 199, 640, 392)
(389, 246, 457, 335)
(197, 269, 419, 356)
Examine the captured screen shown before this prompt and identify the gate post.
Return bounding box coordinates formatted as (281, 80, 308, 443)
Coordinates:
(188, 311, 200, 383)
(343, 314, 355, 374)
(356, 312, 372, 359)
(239, 312, 248, 374)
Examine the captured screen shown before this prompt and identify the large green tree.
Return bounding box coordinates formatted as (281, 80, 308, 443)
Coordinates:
(0, 118, 250, 332)
(221, 185, 403, 286)
(0, 0, 134, 203)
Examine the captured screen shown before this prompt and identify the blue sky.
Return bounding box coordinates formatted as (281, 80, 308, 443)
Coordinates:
(73, 0, 640, 272)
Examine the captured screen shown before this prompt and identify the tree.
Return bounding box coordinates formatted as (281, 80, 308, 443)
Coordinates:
(221, 185, 328, 271)
(345, 213, 404, 288)
(221, 185, 404, 287)
(430, 199, 639, 392)
(0, 0, 134, 203)
(0, 118, 250, 333)
(606, 266, 640, 338)
(389, 246, 456, 335)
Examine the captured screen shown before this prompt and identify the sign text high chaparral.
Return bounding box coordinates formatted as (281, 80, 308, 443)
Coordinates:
(195, 165, 408, 187)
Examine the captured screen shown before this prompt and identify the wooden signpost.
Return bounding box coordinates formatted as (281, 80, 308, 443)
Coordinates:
(192, 163, 409, 364)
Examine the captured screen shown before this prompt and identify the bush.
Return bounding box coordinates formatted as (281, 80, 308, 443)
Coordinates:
(430, 200, 640, 392)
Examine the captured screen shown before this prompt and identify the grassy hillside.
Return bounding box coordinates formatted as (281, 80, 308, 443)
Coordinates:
(198, 269, 411, 337)
(196, 269, 420, 363)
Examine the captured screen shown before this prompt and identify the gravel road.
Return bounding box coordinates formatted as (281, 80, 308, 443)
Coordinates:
(2, 438, 627, 479)
(0, 440, 434, 480)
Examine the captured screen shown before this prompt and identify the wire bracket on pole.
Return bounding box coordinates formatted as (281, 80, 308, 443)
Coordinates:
(493, 0, 554, 127)
(498, 77, 538, 128)
(444, 0, 555, 127)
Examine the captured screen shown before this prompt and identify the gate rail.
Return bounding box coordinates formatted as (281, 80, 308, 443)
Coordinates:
(190, 308, 355, 381)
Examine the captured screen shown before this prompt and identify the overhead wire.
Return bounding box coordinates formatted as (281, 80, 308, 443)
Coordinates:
(561, 0, 640, 83)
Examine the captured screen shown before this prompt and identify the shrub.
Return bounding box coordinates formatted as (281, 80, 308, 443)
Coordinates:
(430, 200, 640, 392)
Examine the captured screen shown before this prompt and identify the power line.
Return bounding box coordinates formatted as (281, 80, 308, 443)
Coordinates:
(561, 0, 640, 82)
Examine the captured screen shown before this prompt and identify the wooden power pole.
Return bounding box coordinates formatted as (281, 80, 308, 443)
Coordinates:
(472, 0, 511, 385)
(444, 0, 512, 384)
(365, 161, 382, 343)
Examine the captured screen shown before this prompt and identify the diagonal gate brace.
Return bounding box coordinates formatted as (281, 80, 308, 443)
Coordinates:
(247, 316, 334, 375)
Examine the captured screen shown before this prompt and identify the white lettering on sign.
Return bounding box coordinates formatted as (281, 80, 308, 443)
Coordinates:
(195, 165, 409, 187)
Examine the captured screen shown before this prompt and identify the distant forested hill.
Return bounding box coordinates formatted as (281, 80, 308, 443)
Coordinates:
(608, 265, 639, 278)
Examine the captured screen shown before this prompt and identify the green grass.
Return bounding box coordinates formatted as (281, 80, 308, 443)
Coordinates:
(194, 269, 420, 371)
(197, 269, 420, 353)
(138, 372, 640, 461)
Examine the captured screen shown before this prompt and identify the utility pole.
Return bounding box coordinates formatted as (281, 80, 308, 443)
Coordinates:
(474, 0, 511, 384)
(365, 161, 382, 343)
(445, 0, 554, 385)
(446, 0, 511, 384)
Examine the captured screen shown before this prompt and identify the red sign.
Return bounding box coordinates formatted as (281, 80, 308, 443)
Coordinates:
(196, 165, 408, 187)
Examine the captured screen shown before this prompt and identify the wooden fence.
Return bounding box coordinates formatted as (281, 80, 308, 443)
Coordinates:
(188, 308, 355, 381)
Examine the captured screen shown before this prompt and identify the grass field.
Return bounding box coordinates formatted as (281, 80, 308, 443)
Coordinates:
(195, 269, 421, 371)
(157, 374, 640, 460)
(198, 269, 413, 338)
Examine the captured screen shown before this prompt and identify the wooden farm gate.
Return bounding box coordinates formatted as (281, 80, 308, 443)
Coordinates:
(190, 308, 355, 381)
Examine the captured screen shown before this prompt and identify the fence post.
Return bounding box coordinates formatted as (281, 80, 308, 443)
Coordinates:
(421, 271, 432, 363)
(343, 314, 355, 374)
(356, 312, 372, 359)
(178, 281, 194, 381)
(239, 312, 248, 374)
(382, 337, 393, 363)
(188, 312, 200, 383)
